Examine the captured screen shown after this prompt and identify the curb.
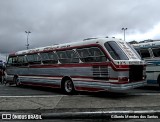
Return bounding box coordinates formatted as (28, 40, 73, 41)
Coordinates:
(42, 110, 160, 119)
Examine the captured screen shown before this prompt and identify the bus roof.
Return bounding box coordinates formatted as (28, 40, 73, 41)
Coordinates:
(10, 37, 124, 56)
(133, 40, 160, 49)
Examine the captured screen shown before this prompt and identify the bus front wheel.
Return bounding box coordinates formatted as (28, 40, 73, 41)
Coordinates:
(13, 77, 21, 86)
(62, 79, 75, 94)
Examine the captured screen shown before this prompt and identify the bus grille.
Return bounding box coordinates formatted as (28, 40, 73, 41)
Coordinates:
(129, 65, 143, 82)
(92, 66, 109, 80)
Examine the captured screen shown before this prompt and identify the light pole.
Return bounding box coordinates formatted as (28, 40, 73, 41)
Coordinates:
(25, 31, 31, 49)
(122, 28, 127, 41)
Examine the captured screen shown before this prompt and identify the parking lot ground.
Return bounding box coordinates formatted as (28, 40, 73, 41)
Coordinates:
(0, 93, 160, 111)
(0, 84, 160, 121)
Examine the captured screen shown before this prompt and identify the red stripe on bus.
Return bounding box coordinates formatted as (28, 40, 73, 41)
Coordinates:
(29, 62, 110, 68)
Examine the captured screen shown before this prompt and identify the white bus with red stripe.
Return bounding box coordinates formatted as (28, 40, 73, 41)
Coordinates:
(6, 37, 146, 94)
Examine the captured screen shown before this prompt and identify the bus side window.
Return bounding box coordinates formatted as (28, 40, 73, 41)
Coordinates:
(76, 48, 93, 62)
(152, 48, 160, 57)
(7, 57, 13, 66)
(56, 50, 79, 64)
(48, 52, 58, 63)
(56, 51, 70, 64)
(40, 52, 58, 64)
(139, 49, 150, 59)
(66, 50, 79, 63)
(7, 56, 18, 66)
(27, 54, 41, 64)
(89, 47, 107, 62)
(17, 56, 28, 66)
(76, 47, 107, 63)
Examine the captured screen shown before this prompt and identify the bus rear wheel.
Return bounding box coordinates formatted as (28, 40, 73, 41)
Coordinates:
(62, 79, 75, 94)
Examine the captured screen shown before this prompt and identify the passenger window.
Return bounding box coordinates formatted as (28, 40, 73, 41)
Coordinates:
(7, 56, 18, 66)
(7, 57, 13, 65)
(76, 48, 92, 62)
(17, 56, 28, 66)
(152, 48, 160, 57)
(56, 51, 69, 64)
(56, 50, 79, 64)
(66, 50, 79, 63)
(76, 47, 107, 62)
(40, 52, 58, 64)
(27, 54, 41, 64)
(89, 47, 107, 62)
(139, 49, 150, 58)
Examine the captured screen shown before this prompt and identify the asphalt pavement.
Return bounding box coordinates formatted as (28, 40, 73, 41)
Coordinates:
(0, 84, 160, 121)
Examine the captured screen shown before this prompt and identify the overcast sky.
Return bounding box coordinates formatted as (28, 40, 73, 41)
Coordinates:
(0, 0, 160, 53)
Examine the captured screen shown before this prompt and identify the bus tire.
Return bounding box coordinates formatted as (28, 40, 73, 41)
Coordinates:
(13, 77, 20, 86)
(62, 79, 75, 94)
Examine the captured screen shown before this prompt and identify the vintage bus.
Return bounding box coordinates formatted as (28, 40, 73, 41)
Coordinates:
(6, 37, 146, 94)
(133, 40, 160, 87)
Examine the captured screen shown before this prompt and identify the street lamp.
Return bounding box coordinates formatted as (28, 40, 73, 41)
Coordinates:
(122, 28, 127, 41)
(25, 31, 31, 49)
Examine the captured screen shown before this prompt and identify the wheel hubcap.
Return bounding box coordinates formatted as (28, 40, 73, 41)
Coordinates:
(65, 80, 73, 93)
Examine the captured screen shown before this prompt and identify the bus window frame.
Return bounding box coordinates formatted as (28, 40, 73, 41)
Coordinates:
(16, 55, 28, 66)
(139, 48, 152, 59)
(7, 56, 18, 66)
(40, 52, 58, 64)
(65, 50, 80, 63)
(26, 53, 42, 65)
(76, 46, 107, 63)
(151, 47, 160, 58)
(56, 49, 80, 64)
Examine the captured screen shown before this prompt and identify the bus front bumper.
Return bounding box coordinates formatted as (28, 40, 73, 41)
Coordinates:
(106, 81, 147, 91)
(75, 80, 147, 92)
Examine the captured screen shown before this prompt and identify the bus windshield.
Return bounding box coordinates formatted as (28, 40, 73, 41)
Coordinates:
(104, 41, 129, 60)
